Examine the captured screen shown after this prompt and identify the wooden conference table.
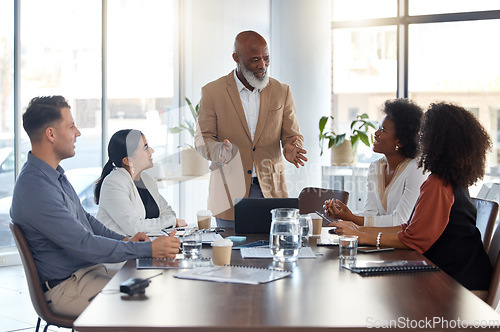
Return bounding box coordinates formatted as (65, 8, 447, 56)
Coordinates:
(74, 229, 500, 331)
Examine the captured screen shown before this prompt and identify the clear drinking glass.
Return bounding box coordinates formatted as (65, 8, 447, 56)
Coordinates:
(339, 235, 358, 267)
(299, 214, 313, 247)
(269, 208, 300, 262)
(182, 229, 202, 259)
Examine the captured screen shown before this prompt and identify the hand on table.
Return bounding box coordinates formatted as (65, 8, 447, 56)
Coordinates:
(329, 219, 360, 236)
(128, 232, 150, 242)
(152, 230, 181, 258)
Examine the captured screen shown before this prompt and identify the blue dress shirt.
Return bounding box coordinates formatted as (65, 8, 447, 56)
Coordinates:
(10, 153, 152, 282)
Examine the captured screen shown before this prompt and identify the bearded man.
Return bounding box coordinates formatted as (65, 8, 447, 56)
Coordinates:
(194, 30, 308, 227)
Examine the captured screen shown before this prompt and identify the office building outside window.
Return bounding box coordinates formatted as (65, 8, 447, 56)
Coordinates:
(0, 1, 15, 248)
(0, 0, 177, 253)
(331, 1, 500, 184)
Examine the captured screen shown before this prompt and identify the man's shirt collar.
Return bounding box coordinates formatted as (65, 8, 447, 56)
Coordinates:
(27, 151, 65, 182)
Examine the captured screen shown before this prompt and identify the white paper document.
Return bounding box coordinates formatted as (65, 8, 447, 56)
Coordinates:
(240, 247, 317, 259)
(174, 265, 291, 285)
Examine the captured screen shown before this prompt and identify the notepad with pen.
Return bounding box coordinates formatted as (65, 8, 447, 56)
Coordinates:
(173, 265, 292, 285)
(344, 260, 439, 276)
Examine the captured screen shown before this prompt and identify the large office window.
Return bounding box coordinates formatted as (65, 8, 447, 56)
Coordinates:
(21, 0, 102, 180)
(0, 1, 15, 248)
(332, 1, 500, 173)
(332, 1, 398, 162)
(408, 19, 500, 174)
(0, 0, 177, 252)
(106, 0, 179, 209)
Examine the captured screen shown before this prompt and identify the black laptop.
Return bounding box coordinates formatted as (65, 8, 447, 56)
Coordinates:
(234, 198, 300, 234)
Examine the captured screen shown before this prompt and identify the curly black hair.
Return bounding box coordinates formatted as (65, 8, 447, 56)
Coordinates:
(418, 102, 491, 188)
(383, 98, 424, 159)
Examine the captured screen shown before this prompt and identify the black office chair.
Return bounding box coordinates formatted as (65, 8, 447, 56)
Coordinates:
(474, 223, 500, 309)
(472, 197, 499, 252)
(10, 222, 76, 332)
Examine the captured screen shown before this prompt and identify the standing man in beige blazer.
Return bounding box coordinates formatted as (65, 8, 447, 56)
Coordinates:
(195, 31, 308, 227)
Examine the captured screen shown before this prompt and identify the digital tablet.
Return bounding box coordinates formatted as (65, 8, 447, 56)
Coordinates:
(357, 246, 395, 253)
(233, 240, 269, 250)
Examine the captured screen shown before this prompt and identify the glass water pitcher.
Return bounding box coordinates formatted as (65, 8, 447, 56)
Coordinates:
(269, 208, 301, 262)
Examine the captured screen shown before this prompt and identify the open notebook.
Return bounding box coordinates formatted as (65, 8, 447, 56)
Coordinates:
(174, 265, 291, 285)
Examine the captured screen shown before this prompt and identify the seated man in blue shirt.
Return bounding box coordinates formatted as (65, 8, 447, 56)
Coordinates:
(10, 96, 181, 317)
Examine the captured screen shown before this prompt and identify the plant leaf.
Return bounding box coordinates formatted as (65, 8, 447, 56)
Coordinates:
(351, 136, 360, 154)
(366, 120, 378, 130)
(319, 116, 329, 135)
(185, 97, 198, 122)
(357, 131, 370, 147)
(351, 134, 359, 145)
(185, 120, 195, 137)
(169, 127, 184, 134)
(335, 133, 346, 146)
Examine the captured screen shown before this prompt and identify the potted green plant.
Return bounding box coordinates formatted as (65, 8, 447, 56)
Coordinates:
(169, 97, 208, 176)
(318, 113, 377, 165)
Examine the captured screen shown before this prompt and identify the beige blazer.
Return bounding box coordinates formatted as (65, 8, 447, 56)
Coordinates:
(194, 71, 303, 220)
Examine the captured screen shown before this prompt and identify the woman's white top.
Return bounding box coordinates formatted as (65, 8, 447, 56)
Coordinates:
(97, 167, 176, 236)
(360, 157, 427, 227)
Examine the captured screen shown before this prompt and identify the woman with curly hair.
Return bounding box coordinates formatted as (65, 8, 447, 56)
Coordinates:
(325, 99, 427, 226)
(330, 102, 493, 290)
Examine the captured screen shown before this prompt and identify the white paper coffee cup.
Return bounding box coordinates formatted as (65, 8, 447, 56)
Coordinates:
(197, 210, 212, 230)
(309, 212, 322, 236)
(211, 239, 233, 266)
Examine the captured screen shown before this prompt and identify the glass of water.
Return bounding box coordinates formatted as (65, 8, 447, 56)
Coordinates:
(299, 214, 312, 247)
(182, 229, 202, 259)
(339, 235, 358, 267)
(269, 208, 300, 262)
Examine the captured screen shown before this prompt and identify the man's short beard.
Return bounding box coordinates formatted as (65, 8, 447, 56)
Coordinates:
(240, 65, 269, 91)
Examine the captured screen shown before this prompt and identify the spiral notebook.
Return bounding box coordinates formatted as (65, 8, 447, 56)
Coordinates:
(344, 260, 439, 276)
(173, 265, 291, 285)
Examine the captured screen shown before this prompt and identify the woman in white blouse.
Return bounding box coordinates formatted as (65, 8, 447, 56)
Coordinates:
(94, 129, 186, 236)
(325, 99, 427, 227)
